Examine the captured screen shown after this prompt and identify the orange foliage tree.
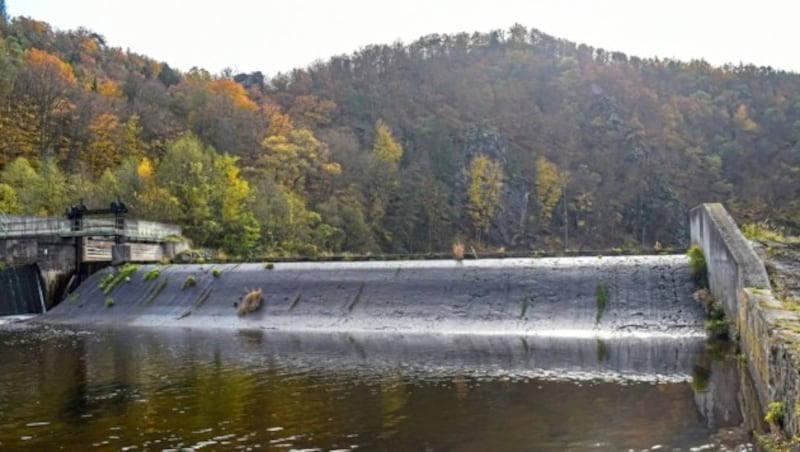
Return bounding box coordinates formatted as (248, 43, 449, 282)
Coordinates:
(17, 49, 77, 157)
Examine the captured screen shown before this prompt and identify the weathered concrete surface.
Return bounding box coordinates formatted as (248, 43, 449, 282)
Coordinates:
(690, 203, 800, 437)
(689, 203, 770, 317)
(40, 255, 705, 337)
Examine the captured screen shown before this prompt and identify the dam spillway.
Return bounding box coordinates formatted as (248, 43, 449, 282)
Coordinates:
(6, 254, 750, 449)
(41, 255, 706, 337)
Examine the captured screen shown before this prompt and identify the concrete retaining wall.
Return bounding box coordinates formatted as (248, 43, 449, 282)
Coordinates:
(690, 203, 800, 436)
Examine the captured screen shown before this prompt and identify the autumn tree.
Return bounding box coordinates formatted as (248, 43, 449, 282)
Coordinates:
(373, 119, 403, 166)
(534, 156, 565, 229)
(209, 154, 259, 255)
(0, 183, 20, 213)
(0, 156, 71, 215)
(360, 120, 404, 246)
(115, 156, 178, 222)
(259, 128, 341, 204)
(467, 154, 503, 243)
(0, 157, 41, 211)
(82, 112, 121, 175)
(249, 176, 327, 256)
(155, 133, 260, 255)
(156, 133, 219, 247)
(17, 49, 77, 157)
(288, 95, 336, 128)
(316, 192, 375, 252)
(264, 102, 294, 138)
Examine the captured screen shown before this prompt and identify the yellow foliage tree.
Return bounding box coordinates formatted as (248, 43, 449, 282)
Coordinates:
(120, 114, 147, 157)
(534, 156, 565, 226)
(137, 157, 155, 180)
(0, 102, 40, 165)
(0, 183, 22, 214)
(260, 128, 341, 199)
(373, 119, 403, 165)
(264, 102, 294, 137)
(213, 154, 260, 254)
(98, 79, 124, 99)
(734, 104, 760, 133)
(84, 112, 121, 176)
(467, 154, 503, 241)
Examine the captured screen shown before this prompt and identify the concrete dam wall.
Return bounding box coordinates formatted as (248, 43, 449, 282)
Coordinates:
(691, 203, 800, 437)
(42, 255, 705, 336)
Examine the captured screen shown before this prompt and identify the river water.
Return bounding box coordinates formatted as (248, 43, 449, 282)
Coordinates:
(0, 322, 750, 450)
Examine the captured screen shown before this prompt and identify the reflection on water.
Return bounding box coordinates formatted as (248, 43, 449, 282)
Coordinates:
(0, 324, 748, 450)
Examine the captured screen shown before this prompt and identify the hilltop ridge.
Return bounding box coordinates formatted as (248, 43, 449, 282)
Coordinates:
(0, 18, 798, 256)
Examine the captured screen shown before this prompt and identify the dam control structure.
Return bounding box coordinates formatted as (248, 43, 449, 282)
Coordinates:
(0, 206, 184, 314)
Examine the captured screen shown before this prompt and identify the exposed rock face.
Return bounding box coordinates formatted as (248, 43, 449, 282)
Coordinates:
(459, 127, 536, 247)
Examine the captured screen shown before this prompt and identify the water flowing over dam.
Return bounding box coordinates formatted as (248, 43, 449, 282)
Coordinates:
(0, 264, 45, 315)
(42, 255, 706, 337)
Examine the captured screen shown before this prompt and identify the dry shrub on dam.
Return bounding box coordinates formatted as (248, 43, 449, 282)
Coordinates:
(237, 288, 263, 316)
(452, 241, 465, 261)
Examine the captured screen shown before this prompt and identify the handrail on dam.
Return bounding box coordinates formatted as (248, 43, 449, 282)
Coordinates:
(0, 216, 181, 242)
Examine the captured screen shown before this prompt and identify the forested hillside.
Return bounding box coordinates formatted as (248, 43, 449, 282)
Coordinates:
(1, 16, 798, 256)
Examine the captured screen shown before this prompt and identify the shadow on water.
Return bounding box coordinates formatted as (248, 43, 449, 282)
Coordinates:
(0, 324, 753, 450)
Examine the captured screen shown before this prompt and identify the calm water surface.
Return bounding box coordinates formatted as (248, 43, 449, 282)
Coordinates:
(0, 323, 747, 450)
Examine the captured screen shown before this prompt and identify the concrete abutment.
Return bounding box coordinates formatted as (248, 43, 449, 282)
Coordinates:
(690, 203, 800, 437)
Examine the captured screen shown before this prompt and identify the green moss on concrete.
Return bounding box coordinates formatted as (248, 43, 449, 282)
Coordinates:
(595, 281, 608, 323)
(100, 264, 139, 295)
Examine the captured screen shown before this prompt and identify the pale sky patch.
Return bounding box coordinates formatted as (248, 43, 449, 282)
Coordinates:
(9, 1, 799, 76)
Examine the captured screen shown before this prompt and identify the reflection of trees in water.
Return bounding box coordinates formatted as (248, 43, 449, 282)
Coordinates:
(0, 327, 749, 449)
(61, 331, 140, 424)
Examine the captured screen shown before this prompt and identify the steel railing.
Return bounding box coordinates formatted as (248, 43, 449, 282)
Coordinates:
(0, 216, 182, 242)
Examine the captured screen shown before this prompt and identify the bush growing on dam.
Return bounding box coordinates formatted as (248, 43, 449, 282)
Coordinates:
(687, 245, 708, 287)
(765, 401, 784, 430)
(143, 267, 161, 281)
(100, 264, 140, 295)
(182, 275, 197, 290)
